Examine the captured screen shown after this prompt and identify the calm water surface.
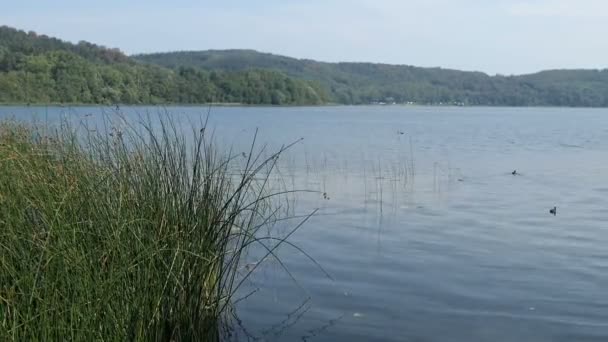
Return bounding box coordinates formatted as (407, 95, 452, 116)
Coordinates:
(2, 105, 608, 341)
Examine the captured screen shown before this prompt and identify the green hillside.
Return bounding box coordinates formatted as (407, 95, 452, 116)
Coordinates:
(0, 26, 328, 105)
(2, 25, 607, 107)
(135, 50, 608, 107)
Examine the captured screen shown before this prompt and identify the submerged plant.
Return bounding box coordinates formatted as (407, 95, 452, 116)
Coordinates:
(0, 114, 314, 341)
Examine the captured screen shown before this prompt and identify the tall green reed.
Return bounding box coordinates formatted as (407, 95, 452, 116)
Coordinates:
(0, 114, 314, 341)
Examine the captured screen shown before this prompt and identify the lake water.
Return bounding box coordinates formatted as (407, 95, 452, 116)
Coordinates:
(2, 105, 608, 341)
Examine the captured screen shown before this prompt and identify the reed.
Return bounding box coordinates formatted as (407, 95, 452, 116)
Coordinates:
(0, 114, 309, 341)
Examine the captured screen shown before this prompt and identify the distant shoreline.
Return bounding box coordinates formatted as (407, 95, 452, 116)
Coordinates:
(3, 26, 608, 109)
(0, 102, 338, 108)
(1, 102, 608, 109)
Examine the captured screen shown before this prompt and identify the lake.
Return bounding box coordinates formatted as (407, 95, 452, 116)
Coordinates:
(2, 105, 608, 341)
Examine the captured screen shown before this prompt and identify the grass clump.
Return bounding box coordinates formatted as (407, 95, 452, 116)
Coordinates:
(0, 115, 303, 341)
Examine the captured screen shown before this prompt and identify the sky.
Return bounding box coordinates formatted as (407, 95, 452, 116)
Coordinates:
(1, 0, 607, 75)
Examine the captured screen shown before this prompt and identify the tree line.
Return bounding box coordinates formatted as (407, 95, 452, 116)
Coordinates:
(3, 25, 608, 107)
(136, 50, 608, 107)
(0, 26, 328, 105)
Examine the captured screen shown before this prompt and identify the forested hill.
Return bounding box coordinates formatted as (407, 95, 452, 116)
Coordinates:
(0, 26, 328, 105)
(134, 50, 608, 107)
(2, 25, 607, 107)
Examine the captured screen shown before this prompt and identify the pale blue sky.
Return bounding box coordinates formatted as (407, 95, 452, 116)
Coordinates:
(2, 0, 607, 75)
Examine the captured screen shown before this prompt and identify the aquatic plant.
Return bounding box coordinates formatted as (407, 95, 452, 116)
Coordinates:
(0, 114, 313, 341)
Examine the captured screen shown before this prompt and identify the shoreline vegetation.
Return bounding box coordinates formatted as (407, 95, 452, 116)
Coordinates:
(0, 102, 338, 108)
(0, 26, 328, 106)
(3, 26, 608, 107)
(4, 103, 608, 110)
(0, 114, 313, 340)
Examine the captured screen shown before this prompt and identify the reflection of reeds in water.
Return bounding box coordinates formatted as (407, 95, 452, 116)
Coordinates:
(275, 136, 420, 213)
(235, 296, 343, 341)
(275, 133, 467, 218)
(433, 161, 463, 195)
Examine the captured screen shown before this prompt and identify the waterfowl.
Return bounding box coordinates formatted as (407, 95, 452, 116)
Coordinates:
(549, 206, 556, 215)
(511, 170, 517, 175)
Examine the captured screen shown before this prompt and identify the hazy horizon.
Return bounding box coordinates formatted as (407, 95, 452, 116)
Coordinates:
(2, 0, 607, 75)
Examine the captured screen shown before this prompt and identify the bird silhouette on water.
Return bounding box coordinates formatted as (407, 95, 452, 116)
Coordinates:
(512, 170, 517, 175)
(549, 206, 557, 216)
